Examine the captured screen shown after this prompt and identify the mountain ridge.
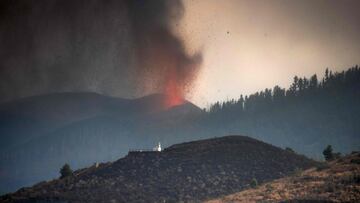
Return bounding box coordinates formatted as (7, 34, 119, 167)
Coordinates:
(0, 92, 203, 194)
(0, 92, 201, 150)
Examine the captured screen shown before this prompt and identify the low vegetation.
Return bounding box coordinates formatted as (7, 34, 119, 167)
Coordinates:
(207, 151, 360, 203)
(323, 145, 341, 161)
(250, 178, 258, 188)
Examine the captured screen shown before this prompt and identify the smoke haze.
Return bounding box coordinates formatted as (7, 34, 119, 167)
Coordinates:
(0, 0, 202, 103)
(2, 0, 360, 107)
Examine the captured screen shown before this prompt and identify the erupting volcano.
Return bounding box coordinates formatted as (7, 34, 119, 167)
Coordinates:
(127, 0, 202, 109)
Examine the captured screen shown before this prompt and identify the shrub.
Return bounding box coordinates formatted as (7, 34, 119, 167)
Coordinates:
(285, 147, 295, 153)
(340, 174, 360, 184)
(323, 145, 334, 161)
(60, 163, 73, 179)
(350, 159, 360, 164)
(353, 174, 360, 184)
(250, 178, 258, 188)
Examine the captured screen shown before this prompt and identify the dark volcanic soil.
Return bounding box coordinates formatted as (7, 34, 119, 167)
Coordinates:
(1, 135, 318, 203)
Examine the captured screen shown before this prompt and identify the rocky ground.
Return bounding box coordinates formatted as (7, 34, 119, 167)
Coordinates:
(207, 151, 360, 203)
(0, 135, 318, 203)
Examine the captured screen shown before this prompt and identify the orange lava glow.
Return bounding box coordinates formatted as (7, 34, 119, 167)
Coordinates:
(164, 73, 185, 108)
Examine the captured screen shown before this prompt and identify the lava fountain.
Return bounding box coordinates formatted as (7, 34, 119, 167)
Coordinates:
(164, 71, 185, 108)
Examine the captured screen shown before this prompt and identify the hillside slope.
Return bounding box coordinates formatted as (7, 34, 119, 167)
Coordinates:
(0, 92, 125, 151)
(207, 152, 360, 203)
(0, 136, 318, 203)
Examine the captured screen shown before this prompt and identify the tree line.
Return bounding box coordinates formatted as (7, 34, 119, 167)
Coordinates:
(208, 66, 360, 114)
(202, 66, 360, 157)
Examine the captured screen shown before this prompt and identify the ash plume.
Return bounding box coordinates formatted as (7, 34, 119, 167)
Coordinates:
(126, 0, 202, 100)
(0, 0, 202, 103)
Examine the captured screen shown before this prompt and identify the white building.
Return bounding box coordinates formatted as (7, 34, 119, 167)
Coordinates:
(153, 142, 162, 152)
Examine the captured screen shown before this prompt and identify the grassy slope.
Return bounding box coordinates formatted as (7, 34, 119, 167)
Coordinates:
(207, 152, 360, 203)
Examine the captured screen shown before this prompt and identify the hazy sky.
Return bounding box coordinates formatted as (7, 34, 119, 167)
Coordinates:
(179, 0, 360, 107)
(1, 0, 359, 108)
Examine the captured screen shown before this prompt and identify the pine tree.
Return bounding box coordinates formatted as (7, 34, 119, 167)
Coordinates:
(60, 163, 73, 179)
(310, 74, 318, 89)
(323, 145, 334, 161)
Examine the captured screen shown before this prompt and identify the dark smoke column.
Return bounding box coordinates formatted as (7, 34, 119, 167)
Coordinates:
(0, 0, 201, 104)
(127, 0, 202, 108)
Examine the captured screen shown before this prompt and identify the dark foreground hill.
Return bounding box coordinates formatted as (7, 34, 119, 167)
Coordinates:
(1, 136, 318, 203)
